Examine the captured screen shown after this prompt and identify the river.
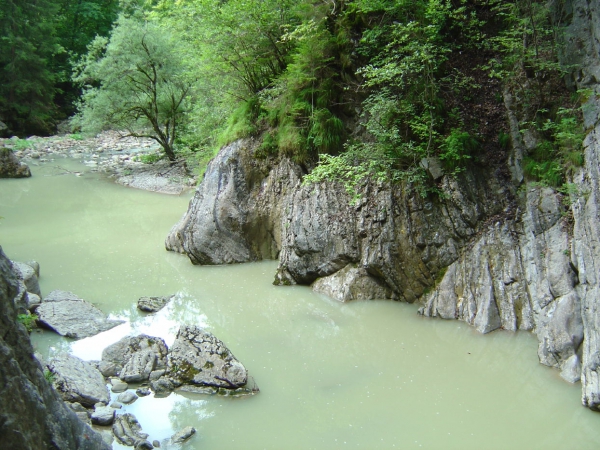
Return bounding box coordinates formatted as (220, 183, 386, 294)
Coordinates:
(1, 157, 599, 449)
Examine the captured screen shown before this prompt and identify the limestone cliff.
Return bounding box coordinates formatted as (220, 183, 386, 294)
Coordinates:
(0, 247, 110, 450)
(166, 0, 600, 411)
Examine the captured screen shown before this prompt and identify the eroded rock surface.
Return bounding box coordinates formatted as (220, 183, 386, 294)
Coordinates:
(47, 353, 110, 406)
(137, 295, 172, 313)
(168, 325, 248, 388)
(166, 138, 302, 264)
(0, 147, 31, 177)
(36, 295, 124, 339)
(100, 334, 168, 381)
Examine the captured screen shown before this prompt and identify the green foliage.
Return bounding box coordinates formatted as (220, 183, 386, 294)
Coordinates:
(17, 313, 38, 333)
(135, 152, 162, 164)
(482, 0, 587, 187)
(44, 368, 55, 383)
(73, 15, 192, 161)
(218, 98, 260, 147)
(439, 129, 478, 173)
(0, 0, 62, 135)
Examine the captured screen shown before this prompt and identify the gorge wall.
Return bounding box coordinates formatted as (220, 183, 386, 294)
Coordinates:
(166, 0, 600, 411)
(0, 247, 110, 450)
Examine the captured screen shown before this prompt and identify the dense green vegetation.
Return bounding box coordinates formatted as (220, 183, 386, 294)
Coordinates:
(1, 0, 589, 191)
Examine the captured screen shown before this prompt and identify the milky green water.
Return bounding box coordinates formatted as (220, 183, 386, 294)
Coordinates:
(1, 158, 599, 450)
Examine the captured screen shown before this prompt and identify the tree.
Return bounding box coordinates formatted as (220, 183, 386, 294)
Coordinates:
(0, 0, 62, 135)
(73, 15, 191, 161)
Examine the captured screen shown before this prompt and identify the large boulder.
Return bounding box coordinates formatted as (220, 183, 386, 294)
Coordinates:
(166, 138, 302, 264)
(36, 293, 124, 339)
(100, 334, 168, 381)
(0, 147, 31, 178)
(168, 325, 248, 389)
(47, 354, 110, 406)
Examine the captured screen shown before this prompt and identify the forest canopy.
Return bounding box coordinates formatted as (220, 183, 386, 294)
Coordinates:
(1, 0, 585, 191)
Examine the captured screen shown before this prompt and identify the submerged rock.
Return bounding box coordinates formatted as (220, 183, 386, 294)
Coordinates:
(168, 325, 248, 389)
(36, 295, 124, 339)
(47, 354, 110, 407)
(171, 426, 196, 444)
(100, 334, 168, 381)
(0, 147, 31, 178)
(137, 295, 173, 313)
(112, 413, 149, 446)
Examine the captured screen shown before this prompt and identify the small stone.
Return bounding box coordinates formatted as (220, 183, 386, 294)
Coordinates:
(110, 402, 122, 409)
(91, 405, 115, 426)
(134, 440, 154, 450)
(136, 387, 151, 397)
(150, 377, 174, 397)
(153, 440, 161, 448)
(111, 378, 128, 393)
(149, 369, 165, 381)
(117, 391, 138, 404)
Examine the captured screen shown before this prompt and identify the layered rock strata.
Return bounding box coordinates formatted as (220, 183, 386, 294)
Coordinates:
(166, 0, 600, 412)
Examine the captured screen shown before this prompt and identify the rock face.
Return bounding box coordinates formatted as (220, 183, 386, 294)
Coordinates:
(100, 334, 168, 381)
(36, 292, 124, 339)
(48, 354, 111, 406)
(164, 0, 600, 412)
(168, 325, 248, 388)
(0, 246, 109, 449)
(0, 147, 31, 177)
(166, 138, 303, 264)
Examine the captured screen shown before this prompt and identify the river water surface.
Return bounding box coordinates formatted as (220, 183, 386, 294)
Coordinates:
(1, 157, 599, 449)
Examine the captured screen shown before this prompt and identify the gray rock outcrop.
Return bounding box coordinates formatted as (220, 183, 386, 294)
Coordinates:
(0, 246, 109, 449)
(168, 325, 248, 388)
(163, 0, 600, 414)
(0, 147, 31, 178)
(47, 353, 110, 406)
(36, 293, 124, 339)
(166, 138, 302, 263)
(100, 334, 168, 381)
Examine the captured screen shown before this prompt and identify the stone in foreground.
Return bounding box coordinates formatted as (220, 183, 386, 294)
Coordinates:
(168, 325, 248, 389)
(36, 297, 124, 339)
(100, 334, 168, 380)
(47, 354, 110, 406)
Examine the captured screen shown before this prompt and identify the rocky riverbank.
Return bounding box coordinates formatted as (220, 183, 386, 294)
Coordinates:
(0, 131, 196, 195)
(166, 0, 600, 412)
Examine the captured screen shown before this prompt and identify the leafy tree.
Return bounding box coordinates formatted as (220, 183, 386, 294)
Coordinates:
(73, 15, 191, 161)
(0, 0, 62, 135)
